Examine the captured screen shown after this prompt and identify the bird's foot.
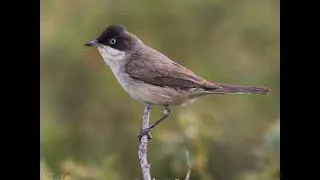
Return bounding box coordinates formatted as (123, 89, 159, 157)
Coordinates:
(138, 128, 152, 141)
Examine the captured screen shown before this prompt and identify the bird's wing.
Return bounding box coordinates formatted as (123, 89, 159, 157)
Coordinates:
(124, 47, 220, 90)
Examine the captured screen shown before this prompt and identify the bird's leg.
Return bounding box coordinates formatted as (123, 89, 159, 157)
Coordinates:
(138, 105, 171, 141)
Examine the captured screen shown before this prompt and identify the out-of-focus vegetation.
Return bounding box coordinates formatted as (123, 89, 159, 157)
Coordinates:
(40, 0, 279, 179)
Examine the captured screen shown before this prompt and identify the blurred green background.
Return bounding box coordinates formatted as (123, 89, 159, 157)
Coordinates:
(40, 0, 280, 179)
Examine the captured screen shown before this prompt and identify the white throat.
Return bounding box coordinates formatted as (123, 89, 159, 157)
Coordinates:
(96, 45, 132, 98)
(97, 45, 127, 69)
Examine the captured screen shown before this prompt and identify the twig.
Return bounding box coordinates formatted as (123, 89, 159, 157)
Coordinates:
(138, 104, 152, 180)
(184, 150, 191, 180)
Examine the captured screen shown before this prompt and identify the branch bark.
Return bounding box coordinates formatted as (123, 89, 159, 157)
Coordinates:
(137, 104, 191, 180)
(138, 104, 152, 180)
(184, 150, 191, 180)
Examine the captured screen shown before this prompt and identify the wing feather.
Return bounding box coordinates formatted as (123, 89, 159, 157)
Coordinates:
(125, 46, 220, 90)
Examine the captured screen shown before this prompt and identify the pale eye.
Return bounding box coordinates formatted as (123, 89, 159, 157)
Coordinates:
(110, 38, 116, 45)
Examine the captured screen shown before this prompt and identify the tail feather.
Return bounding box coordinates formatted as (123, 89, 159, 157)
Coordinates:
(205, 83, 271, 95)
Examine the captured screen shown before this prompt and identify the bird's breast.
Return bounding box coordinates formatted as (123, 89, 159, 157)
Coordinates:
(98, 49, 197, 106)
(113, 72, 197, 106)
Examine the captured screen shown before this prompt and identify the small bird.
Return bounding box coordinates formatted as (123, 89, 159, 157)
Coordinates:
(84, 24, 270, 140)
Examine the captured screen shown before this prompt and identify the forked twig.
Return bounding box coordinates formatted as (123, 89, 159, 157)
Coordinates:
(137, 104, 192, 180)
(184, 150, 191, 180)
(138, 104, 152, 180)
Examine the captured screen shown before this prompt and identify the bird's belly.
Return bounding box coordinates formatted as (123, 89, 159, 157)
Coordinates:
(116, 75, 193, 106)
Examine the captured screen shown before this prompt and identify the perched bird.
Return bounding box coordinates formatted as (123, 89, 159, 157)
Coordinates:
(84, 24, 270, 140)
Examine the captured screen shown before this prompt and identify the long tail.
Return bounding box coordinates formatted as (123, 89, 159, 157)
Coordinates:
(205, 83, 271, 95)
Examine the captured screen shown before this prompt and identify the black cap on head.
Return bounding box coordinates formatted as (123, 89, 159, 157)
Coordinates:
(96, 24, 126, 42)
(84, 24, 135, 51)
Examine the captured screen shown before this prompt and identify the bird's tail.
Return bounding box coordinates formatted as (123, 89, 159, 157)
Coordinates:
(205, 83, 271, 95)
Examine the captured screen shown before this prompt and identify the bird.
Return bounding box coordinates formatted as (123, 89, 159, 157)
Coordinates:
(83, 24, 270, 140)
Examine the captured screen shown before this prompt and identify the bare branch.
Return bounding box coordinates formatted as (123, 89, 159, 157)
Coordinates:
(137, 104, 192, 180)
(138, 104, 152, 180)
(184, 150, 191, 180)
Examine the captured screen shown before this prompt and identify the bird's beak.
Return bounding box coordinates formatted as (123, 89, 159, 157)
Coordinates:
(83, 40, 99, 47)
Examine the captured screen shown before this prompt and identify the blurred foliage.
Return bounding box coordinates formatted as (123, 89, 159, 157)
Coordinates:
(40, 0, 279, 179)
